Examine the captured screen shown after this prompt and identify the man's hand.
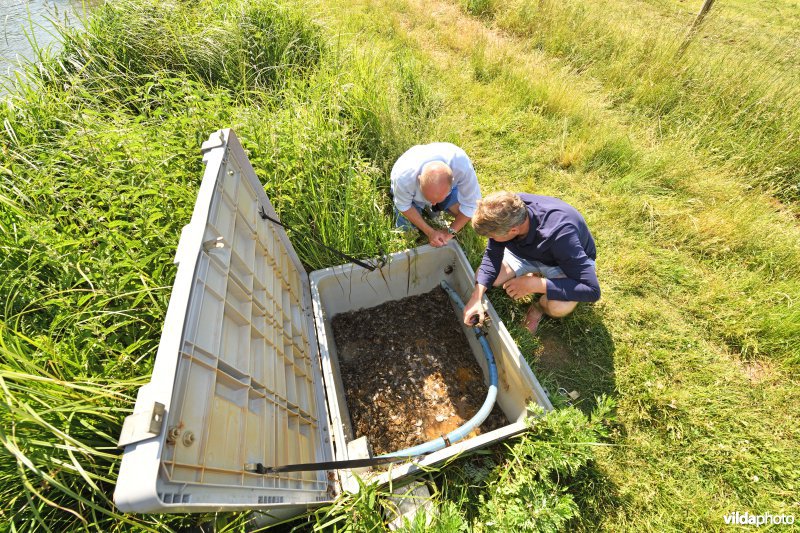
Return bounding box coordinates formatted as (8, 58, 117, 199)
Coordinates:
(502, 274, 547, 300)
(463, 290, 487, 326)
(399, 206, 453, 247)
(427, 229, 453, 248)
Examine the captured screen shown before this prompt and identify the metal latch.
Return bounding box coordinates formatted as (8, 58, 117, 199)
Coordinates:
(118, 402, 166, 448)
(557, 388, 581, 407)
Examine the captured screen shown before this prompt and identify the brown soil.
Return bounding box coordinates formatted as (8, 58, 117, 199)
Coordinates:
(533, 333, 574, 374)
(331, 286, 508, 456)
(741, 359, 774, 385)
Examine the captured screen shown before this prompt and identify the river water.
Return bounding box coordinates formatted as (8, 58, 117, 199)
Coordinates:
(1, 0, 93, 77)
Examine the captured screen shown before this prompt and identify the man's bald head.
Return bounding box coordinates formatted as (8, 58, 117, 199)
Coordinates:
(419, 161, 454, 204)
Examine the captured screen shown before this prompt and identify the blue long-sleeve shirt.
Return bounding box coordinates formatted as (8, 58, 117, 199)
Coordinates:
(475, 194, 600, 302)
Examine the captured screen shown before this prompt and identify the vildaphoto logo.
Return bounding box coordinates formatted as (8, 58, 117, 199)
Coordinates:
(723, 512, 795, 526)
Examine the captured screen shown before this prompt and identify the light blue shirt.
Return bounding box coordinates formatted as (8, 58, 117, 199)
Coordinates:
(390, 143, 481, 218)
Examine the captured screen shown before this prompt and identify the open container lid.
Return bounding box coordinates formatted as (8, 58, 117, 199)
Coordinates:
(114, 129, 334, 513)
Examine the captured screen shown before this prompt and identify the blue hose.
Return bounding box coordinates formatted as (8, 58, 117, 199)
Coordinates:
(378, 281, 499, 458)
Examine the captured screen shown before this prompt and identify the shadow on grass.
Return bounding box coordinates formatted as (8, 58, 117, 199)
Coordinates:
(567, 458, 630, 532)
(537, 302, 617, 413)
(537, 303, 627, 528)
(489, 290, 617, 414)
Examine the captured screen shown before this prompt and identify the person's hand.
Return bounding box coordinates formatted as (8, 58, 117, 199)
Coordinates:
(427, 229, 453, 248)
(462, 295, 486, 326)
(502, 274, 546, 300)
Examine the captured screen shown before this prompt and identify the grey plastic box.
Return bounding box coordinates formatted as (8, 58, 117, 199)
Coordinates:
(114, 129, 552, 522)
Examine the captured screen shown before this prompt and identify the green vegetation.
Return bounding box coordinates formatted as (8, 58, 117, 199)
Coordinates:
(0, 0, 435, 528)
(1, 0, 798, 530)
(467, 0, 800, 201)
(305, 0, 800, 530)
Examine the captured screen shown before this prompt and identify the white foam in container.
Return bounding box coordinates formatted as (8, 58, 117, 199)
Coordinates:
(114, 129, 552, 522)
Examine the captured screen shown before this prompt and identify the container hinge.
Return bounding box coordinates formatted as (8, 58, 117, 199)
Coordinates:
(118, 402, 166, 448)
(556, 388, 580, 407)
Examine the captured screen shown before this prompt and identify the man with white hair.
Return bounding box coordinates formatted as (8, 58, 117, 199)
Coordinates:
(390, 143, 481, 247)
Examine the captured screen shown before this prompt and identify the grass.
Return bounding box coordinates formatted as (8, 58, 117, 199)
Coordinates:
(468, 0, 800, 201)
(1, 0, 799, 530)
(0, 0, 435, 529)
(306, 0, 800, 530)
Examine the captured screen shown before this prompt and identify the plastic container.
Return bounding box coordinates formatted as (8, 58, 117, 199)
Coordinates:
(114, 129, 552, 522)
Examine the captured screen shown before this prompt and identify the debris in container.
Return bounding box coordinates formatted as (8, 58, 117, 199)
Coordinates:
(331, 287, 508, 456)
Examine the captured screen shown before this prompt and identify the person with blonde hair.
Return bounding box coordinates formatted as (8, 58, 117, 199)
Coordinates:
(462, 191, 600, 334)
(390, 143, 481, 247)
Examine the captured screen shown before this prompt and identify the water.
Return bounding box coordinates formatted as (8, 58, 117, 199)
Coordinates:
(1, 0, 93, 77)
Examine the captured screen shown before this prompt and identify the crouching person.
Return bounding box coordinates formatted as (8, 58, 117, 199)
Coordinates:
(462, 191, 600, 334)
(390, 142, 481, 247)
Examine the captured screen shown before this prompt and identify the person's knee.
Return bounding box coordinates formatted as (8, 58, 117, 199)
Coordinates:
(541, 299, 578, 318)
(493, 262, 517, 287)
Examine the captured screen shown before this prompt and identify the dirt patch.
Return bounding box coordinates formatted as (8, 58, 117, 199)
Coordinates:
(533, 333, 574, 374)
(741, 359, 774, 384)
(331, 287, 508, 456)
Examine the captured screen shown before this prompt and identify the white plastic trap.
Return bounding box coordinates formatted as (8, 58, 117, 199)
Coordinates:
(114, 129, 552, 523)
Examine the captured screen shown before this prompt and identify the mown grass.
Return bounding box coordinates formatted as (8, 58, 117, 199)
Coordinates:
(466, 0, 800, 201)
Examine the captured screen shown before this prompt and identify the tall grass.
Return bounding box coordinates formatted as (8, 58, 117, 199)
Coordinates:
(0, 325, 174, 531)
(0, 0, 437, 528)
(52, 0, 323, 97)
(467, 0, 800, 201)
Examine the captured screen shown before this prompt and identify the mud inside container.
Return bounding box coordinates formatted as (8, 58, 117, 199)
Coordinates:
(330, 286, 508, 456)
